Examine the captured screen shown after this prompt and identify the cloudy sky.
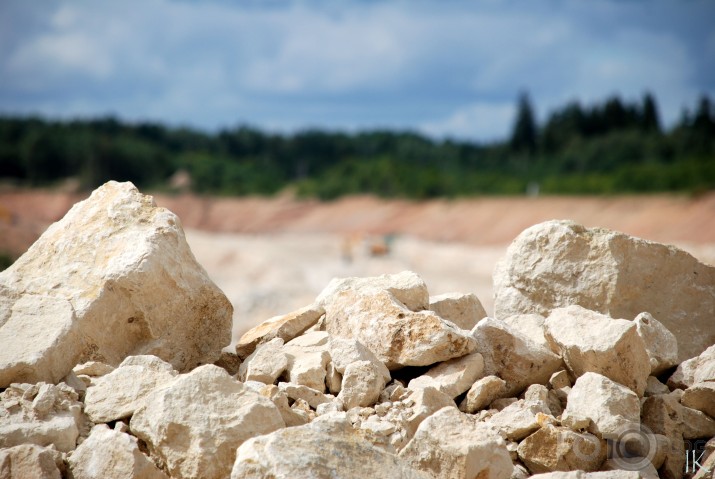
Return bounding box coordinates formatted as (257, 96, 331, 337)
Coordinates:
(1, 0, 713, 141)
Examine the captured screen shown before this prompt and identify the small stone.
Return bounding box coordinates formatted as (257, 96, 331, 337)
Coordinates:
(545, 305, 651, 396)
(681, 382, 715, 418)
(472, 317, 562, 397)
(562, 372, 640, 437)
(339, 360, 386, 410)
(237, 338, 288, 384)
(459, 375, 506, 413)
(644, 376, 670, 397)
(0, 444, 63, 479)
(668, 344, 715, 389)
(517, 425, 606, 474)
(503, 313, 549, 349)
(72, 361, 115, 377)
(399, 407, 513, 479)
(408, 352, 484, 398)
(282, 331, 331, 392)
(634, 312, 679, 375)
(68, 424, 168, 479)
(404, 387, 456, 437)
(428, 292, 487, 330)
(84, 355, 177, 423)
(277, 382, 335, 410)
(235, 304, 324, 359)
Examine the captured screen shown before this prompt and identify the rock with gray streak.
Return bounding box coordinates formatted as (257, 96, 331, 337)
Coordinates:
(319, 272, 475, 369)
(494, 220, 715, 362)
(84, 355, 177, 423)
(68, 424, 168, 479)
(130, 365, 284, 479)
(0, 181, 233, 387)
(472, 317, 562, 396)
(545, 305, 651, 396)
(562, 372, 640, 437)
(399, 407, 513, 479)
(428, 292, 487, 330)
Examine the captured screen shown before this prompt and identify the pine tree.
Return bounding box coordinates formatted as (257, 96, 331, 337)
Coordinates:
(510, 91, 537, 154)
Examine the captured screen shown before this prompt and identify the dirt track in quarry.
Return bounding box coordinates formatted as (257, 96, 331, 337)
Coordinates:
(2, 187, 714, 344)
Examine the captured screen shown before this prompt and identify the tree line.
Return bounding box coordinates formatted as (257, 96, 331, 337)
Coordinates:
(0, 92, 713, 198)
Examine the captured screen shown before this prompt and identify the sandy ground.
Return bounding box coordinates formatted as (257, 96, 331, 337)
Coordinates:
(183, 229, 715, 345)
(2, 187, 714, 346)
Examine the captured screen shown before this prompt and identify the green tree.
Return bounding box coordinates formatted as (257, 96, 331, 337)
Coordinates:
(641, 92, 661, 133)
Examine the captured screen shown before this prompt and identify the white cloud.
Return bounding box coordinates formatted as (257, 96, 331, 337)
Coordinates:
(0, 0, 711, 139)
(420, 102, 515, 141)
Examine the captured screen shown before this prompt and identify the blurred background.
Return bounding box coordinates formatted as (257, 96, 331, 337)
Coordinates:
(1, 0, 714, 342)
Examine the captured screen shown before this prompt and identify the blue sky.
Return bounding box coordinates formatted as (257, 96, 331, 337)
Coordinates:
(1, 0, 713, 141)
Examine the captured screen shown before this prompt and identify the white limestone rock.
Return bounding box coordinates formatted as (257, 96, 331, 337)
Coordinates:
(408, 352, 484, 399)
(493, 220, 715, 363)
(68, 424, 168, 479)
(130, 365, 284, 479)
(485, 398, 552, 441)
(503, 313, 549, 349)
(0, 444, 63, 479)
(634, 312, 679, 375)
(339, 360, 387, 410)
(0, 382, 86, 452)
(562, 372, 640, 437)
(0, 181, 233, 387)
(317, 270, 429, 313)
(231, 413, 432, 479)
(84, 355, 177, 423)
(259, 385, 311, 427)
(428, 292, 487, 330)
(517, 425, 606, 474)
(643, 377, 670, 399)
(404, 386, 456, 436)
(668, 344, 715, 389)
(235, 304, 324, 359)
(472, 317, 562, 396)
(72, 361, 115, 377)
(276, 382, 336, 409)
(282, 331, 331, 392)
(319, 273, 476, 369)
(237, 338, 288, 384)
(328, 337, 391, 382)
(545, 305, 651, 396)
(681, 382, 715, 418)
(459, 375, 507, 413)
(399, 407, 513, 479)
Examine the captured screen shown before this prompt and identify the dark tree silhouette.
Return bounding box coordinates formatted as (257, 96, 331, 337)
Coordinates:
(641, 92, 660, 133)
(510, 91, 537, 154)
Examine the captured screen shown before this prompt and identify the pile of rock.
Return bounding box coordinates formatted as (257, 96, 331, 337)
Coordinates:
(1, 182, 714, 479)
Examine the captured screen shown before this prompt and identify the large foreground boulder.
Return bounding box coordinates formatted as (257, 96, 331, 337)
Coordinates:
(493, 220, 715, 362)
(130, 365, 285, 479)
(0, 181, 233, 387)
(231, 413, 431, 478)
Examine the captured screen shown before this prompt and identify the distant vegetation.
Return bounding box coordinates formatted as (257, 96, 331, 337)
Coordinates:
(0, 93, 713, 198)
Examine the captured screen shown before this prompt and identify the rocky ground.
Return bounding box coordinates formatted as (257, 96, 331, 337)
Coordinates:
(0, 182, 714, 478)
